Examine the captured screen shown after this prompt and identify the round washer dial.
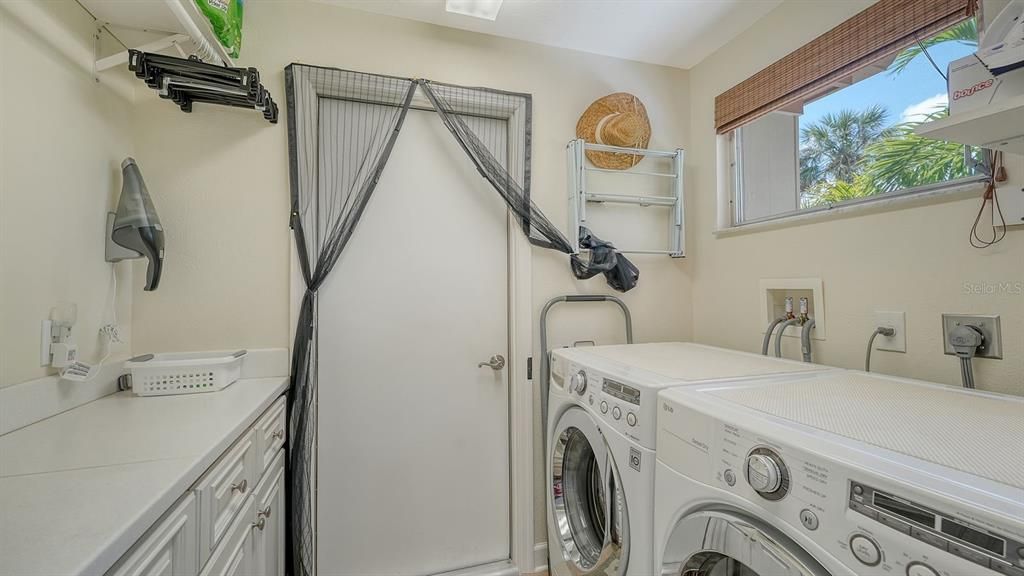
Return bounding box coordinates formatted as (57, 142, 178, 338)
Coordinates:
(744, 447, 790, 500)
(570, 370, 587, 395)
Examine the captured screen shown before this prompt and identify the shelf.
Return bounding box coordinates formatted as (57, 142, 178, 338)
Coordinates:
(914, 94, 1024, 155)
(81, 0, 234, 71)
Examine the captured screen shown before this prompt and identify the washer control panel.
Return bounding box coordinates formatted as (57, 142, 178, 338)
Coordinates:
(849, 482, 1024, 576)
(663, 407, 1024, 576)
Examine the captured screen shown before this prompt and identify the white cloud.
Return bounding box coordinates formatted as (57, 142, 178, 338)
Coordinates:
(900, 93, 948, 122)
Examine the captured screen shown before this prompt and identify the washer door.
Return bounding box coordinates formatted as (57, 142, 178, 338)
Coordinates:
(664, 507, 830, 576)
(551, 407, 629, 576)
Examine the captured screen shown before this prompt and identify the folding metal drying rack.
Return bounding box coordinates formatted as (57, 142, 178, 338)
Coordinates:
(567, 138, 685, 257)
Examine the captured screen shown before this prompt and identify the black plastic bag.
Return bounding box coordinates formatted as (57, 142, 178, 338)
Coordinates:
(570, 227, 639, 292)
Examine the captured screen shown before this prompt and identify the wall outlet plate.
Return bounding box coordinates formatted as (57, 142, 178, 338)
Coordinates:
(873, 311, 906, 353)
(942, 314, 1002, 359)
(40, 320, 52, 367)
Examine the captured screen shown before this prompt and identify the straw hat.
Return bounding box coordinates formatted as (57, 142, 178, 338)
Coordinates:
(576, 92, 651, 170)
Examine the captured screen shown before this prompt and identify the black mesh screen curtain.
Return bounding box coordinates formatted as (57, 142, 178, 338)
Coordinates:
(284, 64, 576, 576)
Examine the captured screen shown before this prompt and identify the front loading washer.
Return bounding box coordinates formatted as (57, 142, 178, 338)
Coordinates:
(545, 342, 833, 576)
(654, 370, 1024, 576)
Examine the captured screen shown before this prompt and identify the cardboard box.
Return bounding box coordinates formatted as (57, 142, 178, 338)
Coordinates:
(947, 55, 1024, 115)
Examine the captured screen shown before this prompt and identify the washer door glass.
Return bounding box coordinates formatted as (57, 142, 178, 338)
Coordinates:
(664, 508, 830, 576)
(551, 407, 629, 576)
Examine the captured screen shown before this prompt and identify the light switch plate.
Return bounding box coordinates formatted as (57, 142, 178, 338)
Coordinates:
(942, 314, 1002, 359)
(873, 311, 906, 352)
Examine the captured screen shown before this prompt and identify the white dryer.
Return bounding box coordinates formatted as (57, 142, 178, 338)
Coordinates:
(545, 342, 832, 576)
(654, 370, 1024, 576)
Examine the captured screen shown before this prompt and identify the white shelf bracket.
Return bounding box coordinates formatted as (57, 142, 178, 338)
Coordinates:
(95, 33, 191, 72)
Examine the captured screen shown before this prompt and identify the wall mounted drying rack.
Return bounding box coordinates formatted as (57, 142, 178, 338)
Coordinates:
(567, 139, 685, 257)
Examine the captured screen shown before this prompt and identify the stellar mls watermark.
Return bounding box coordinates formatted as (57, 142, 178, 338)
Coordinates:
(962, 280, 1023, 296)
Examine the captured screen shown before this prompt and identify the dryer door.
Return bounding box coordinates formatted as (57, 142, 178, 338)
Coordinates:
(663, 506, 830, 576)
(550, 407, 629, 576)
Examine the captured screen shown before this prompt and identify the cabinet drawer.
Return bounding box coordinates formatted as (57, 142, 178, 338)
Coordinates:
(107, 493, 198, 576)
(196, 429, 257, 566)
(199, 495, 255, 576)
(254, 396, 287, 472)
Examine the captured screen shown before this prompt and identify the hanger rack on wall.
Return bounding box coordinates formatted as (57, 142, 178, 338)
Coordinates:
(128, 51, 278, 123)
(567, 139, 686, 257)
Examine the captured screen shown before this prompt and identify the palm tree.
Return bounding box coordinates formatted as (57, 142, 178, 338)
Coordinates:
(860, 111, 976, 194)
(855, 18, 980, 192)
(798, 18, 980, 205)
(888, 19, 977, 76)
(799, 105, 892, 204)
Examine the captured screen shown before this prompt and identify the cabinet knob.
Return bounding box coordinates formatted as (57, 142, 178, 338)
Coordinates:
(230, 479, 248, 493)
(258, 505, 272, 519)
(272, 429, 284, 440)
(251, 517, 266, 531)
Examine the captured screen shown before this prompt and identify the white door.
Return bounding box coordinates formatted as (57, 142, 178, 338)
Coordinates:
(317, 105, 511, 575)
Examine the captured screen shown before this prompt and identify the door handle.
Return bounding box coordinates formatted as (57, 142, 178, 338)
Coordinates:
(477, 354, 506, 370)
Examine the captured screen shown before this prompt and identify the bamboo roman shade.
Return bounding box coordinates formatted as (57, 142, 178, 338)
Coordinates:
(715, 0, 974, 134)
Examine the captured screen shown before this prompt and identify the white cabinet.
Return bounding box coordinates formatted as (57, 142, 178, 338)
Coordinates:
(254, 397, 287, 472)
(106, 395, 286, 576)
(252, 450, 286, 576)
(197, 430, 258, 566)
(200, 497, 255, 576)
(108, 494, 199, 576)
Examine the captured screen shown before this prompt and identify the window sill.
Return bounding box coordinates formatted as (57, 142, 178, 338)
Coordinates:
(715, 178, 987, 238)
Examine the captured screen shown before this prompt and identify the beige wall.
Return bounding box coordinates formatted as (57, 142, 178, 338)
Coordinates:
(129, 1, 691, 355)
(687, 0, 1024, 396)
(127, 1, 691, 547)
(0, 2, 134, 388)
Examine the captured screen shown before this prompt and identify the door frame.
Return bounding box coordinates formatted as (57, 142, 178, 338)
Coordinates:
(288, 93, 537, 576)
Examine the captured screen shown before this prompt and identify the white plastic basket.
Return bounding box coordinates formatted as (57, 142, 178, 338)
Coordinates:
(125, 350, 246, 396)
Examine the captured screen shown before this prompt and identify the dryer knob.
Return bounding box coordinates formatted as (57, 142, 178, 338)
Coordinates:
(570, 370, 587, 395)
(745, 449, 788, 499)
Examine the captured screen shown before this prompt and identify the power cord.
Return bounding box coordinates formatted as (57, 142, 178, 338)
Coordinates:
(865, 326, 896, 372)
(970, 150, 1007, 249)
(949, 324, 984, 389)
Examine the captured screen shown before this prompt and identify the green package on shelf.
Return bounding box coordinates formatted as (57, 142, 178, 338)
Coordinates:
(195, 0, 243, 58)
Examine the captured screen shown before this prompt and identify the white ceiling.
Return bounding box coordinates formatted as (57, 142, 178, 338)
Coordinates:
(321, 0, 783, 69)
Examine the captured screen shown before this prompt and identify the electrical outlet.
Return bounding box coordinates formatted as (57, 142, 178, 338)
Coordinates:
(942, 314, 1002, 359)
(873, 311, 906, 352)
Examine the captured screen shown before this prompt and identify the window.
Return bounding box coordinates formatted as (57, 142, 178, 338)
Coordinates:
(731, 17, 985, 225)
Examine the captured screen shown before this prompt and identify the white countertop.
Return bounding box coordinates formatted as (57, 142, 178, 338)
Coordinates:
(0, 376, 289, 576)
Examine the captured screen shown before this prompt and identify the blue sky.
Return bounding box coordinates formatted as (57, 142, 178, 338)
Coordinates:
(800, 41, 976, 132)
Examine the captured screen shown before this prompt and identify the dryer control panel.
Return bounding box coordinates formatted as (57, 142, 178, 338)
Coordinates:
(567, 362, 657, 449)
(656, 399, 1024, 576)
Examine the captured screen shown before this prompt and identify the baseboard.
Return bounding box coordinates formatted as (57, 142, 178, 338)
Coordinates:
(531, 542, 548, 575)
